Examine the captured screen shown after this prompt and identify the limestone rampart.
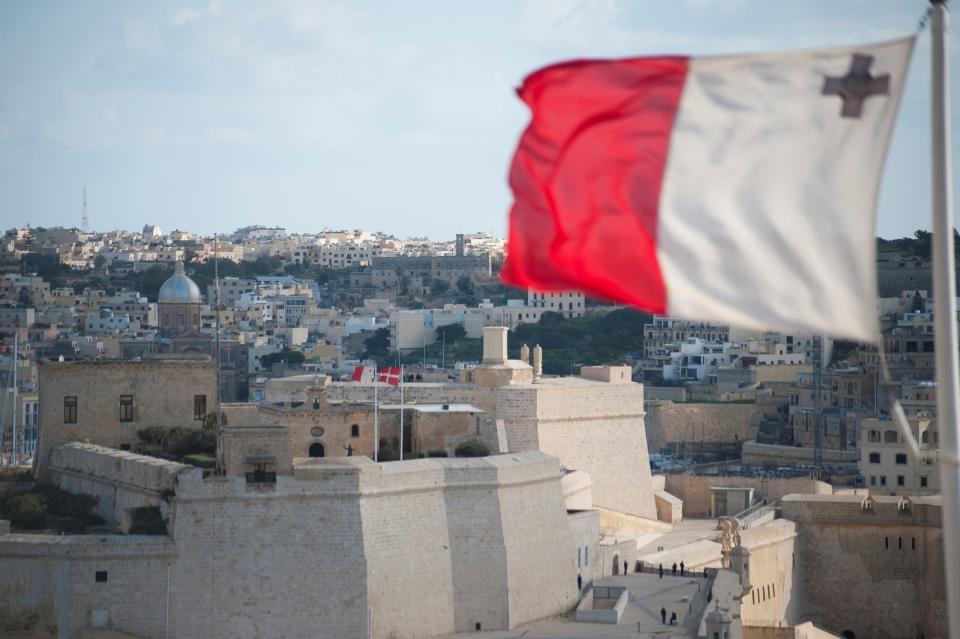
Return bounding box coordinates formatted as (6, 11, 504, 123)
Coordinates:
(780, 494, 945, 639)
(4, 447, 578, 639)
(47, 442, 198, 524)
(645, 401, 757, 453)
(664, 475, 831, 517)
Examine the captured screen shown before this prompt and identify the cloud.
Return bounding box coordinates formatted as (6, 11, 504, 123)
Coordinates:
(169, 7, 204, 26)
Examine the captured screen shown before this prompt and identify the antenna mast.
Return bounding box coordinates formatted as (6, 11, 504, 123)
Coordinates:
(81, 187, 88, 231)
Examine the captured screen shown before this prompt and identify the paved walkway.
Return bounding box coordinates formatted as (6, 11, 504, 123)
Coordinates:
(445, 573, 709, 639)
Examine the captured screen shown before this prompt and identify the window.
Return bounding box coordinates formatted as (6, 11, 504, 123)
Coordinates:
(869, 453, 881, 464)
(95, 571, 108, 583)
(64, 396, 78, 424)
(884, 431, 898, 443)
(577, 547, 581, 569)
(880, 476, 887, 486)
(351, 424, 359, 438)
(897, 475, 905, 487)
(194, 395, 207, 421)
(870, 476, 877, 486)
(246, 463, 276, 484)
(896, 453, 907, 465)
(920, 476, 928, 488)
(584, 546, 589, 566)
(119, 395, 134, 422)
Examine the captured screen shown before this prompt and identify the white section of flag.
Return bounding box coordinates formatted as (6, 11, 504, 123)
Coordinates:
(657, 37, 914, 342)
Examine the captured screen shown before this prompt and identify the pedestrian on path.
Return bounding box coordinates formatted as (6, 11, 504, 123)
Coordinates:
(672, 562, 677, 576)
(658, 563, 663, 579)
(661, 607, 667, 624)
(680, 560, 685, 577)
(624, 560, 628, 575)
(577, 573, 582, 592)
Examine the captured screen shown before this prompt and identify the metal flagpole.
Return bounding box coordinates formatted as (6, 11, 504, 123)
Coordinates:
(373, 363, 379, 462)
(399, 364, 404, 461)
(10, 332, 18, 466)
(930, 3, 960, 638)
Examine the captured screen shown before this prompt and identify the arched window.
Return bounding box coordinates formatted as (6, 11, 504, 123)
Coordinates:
(351, 424, 359, 438)
(309, 443, 325, 458)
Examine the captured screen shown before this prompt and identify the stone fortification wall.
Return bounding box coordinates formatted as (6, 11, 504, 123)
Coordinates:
(328, 382, 496, 412)
(664, 475, 831, 517)
(0, 534, 175, 638)
(9, 448, 576, 639)
(568, 510, 601, 583)
(644, 401, 757, 453)
(739, 519, 800, 628)
(48, 442, 196, 524)
(780, 494, 945, 639)
(497, 380, 657, 520)
(741, 442, 857, 467)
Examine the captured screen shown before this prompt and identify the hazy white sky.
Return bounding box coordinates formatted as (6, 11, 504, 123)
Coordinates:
(0, 0, 956, 240)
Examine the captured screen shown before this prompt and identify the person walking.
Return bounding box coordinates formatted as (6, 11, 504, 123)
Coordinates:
(672, 562, 677, 576)
(660, 607, 667, 624)
(680, 560, 685, 577)
(577, 573, 582, 592)
(624, 560, 628, 575)
(658, 563, 663, 579)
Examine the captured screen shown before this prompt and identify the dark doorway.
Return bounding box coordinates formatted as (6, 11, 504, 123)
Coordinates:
(841, 632, 855, 639)
(613, 554, 620, 575)
(309, 443, 325, 458)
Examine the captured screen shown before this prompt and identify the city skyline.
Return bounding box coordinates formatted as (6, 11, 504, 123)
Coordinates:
(1, 1, 957, 240)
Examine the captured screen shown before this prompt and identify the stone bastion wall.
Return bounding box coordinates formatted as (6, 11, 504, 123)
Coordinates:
(780, 494, 945, 639)
(1, 444, 578, 639)
(644, 401, 757, 453)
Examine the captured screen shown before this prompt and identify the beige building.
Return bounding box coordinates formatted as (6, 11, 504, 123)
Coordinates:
(859, 416, 940, 492)
(35, 357, 216, 473)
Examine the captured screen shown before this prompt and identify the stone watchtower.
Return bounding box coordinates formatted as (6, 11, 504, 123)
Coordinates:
(158, 261, 202, 337)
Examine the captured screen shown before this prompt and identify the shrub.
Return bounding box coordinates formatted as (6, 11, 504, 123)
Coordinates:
(182, 453, 216, 469)
(426, 450, 449, 458)
(128, 507, 168, 535)
(454, 439, 490, 458)
(165, 428, 216, 458)
(137, 426, 167, 447)
(4, 494, 46, 530)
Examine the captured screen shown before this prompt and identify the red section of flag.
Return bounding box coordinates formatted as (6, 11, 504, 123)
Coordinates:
(500, 56, 688, 311)
(378, 367, 400, 386)
(351, 365, 366, 381)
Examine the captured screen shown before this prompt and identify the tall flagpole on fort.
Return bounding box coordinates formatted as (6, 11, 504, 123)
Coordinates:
(930, 2, 960, 637)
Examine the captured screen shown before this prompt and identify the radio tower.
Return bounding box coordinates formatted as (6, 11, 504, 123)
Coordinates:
(81, 187, 88, 231)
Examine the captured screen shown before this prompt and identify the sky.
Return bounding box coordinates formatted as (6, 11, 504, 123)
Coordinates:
(0, 0, 957, 241)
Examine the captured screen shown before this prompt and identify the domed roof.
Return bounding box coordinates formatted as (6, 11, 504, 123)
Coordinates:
(159, 261, 202, 303)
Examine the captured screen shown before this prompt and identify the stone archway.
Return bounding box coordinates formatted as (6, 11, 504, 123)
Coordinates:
(309, 443, 325, 458)
(613, 554, 620, 575)
(841, 632, 855, 639)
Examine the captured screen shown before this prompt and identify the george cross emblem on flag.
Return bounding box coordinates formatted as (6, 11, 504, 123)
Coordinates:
(822, 53, 890, 118)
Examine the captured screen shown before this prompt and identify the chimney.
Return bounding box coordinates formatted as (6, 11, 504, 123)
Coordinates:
(532, 344, 543, 378)
(482, 326, 508, 365)
(520, 344, 530, 365)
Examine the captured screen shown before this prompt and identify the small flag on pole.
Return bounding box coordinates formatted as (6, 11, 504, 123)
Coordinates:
(351, 365, 374, 383)
(378, 367, 401, 387)
(501, 37, 914, 342)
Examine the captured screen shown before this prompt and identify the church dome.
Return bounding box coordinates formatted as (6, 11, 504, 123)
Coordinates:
(158, 261, 202, 303)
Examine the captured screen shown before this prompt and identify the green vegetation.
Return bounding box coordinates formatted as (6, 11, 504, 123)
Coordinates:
(259, 348, 305, 369)
(426, 450, 448, 458)
(128, 506, 168, 535)
(0, 483, 106, 532)
(877, 228, 960, 260)
(363, 327, 392, 359)
(509, 308, 650, 376)
(137, 426, 216, 465)
(436, 323, 466, 343)
(454, 439, 490, 458)
(182, 453, 216, 469)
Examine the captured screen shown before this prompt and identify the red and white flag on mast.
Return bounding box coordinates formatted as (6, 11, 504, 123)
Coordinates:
(378, 367, 401, 387)
(501, 38, 914, 342)
(351, 365, 375, 383)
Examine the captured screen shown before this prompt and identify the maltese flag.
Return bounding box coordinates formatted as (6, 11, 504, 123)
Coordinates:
(501, 37, 914, 342)
(351, 365, 375, 383)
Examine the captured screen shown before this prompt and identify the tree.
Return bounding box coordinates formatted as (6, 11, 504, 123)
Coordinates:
(913, 230, 932, 260)
(259, 349, 305, 369)
(430, 278, 450, 294)
(16, 287, 32, 308)
(456, 275, 474, 295)
(436, 323, 466, 343)
(93, 255, 107, 269)
(363, 327, 391, 359)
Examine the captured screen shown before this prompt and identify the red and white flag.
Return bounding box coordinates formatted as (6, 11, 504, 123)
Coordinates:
(378, 367, 401, 387)
(501, 38, 914, 342)
(351, 365, 374, 383)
